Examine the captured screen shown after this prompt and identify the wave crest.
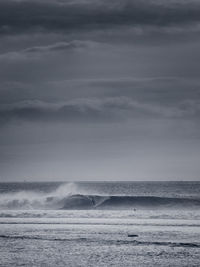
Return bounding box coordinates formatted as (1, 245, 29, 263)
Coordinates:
(0, 183, 86, 210)
(62, 195, 200, 210)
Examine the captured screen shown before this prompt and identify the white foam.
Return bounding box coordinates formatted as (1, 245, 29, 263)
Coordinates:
(0, 182, 83, 209)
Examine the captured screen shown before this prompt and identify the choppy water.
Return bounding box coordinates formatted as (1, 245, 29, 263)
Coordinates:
(0, 182, 200, 266)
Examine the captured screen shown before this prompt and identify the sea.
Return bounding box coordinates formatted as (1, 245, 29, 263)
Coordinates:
(0, 181, 200, 267)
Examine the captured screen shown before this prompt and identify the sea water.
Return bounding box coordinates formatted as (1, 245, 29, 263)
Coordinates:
(0, 181, 200, 266)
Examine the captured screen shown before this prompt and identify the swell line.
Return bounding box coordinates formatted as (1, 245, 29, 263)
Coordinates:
(0, 221, 200, 227)
(0, 234, 199, 248)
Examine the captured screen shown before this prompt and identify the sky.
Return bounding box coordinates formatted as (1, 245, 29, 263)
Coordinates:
(0, 0, 200, 181)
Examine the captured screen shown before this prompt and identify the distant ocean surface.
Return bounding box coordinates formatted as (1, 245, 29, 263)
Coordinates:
(0, 181, 200, 266)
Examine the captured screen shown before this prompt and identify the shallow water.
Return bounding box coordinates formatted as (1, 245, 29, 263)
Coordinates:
(1, 217, 200, 267)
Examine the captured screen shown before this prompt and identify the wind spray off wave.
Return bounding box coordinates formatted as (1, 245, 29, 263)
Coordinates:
(0, 183, 85, 210)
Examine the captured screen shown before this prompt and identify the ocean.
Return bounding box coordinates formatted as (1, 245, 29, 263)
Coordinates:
(0, 181, 200, 266)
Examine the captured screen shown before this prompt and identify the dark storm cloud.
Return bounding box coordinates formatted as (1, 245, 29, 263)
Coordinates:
(0, 0, 200, 35)
(0, 97, 199, 125)
(1, 1, 200, 181)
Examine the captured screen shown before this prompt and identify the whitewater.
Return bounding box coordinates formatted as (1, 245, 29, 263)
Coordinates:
(0, 181, 200, 266)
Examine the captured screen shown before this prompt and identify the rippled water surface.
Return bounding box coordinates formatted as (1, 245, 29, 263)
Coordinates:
(0, 182, 199, 266)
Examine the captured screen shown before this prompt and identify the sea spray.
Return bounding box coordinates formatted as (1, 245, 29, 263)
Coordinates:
(0, 182, 83, 209)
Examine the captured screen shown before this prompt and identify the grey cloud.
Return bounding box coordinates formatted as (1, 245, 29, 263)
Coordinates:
(23, 40, 99, 53)
(1, 1, 200, 182)
(89, 77, 200, 104)
(1, 77, 200, 107)
(0, 40, 98, 59)
(0, 99, 117, 124)
(0, 97, 199, 125)
(0, 0, 200, 36)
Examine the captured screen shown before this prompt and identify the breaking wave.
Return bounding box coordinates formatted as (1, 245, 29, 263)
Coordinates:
(61, 194, 200, 210)
(0, 183, 200, 210)
(0, 183, 84, 210)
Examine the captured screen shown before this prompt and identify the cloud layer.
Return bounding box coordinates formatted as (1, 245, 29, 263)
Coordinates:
(1, 0, 200, 35)
(1, 97, 199, 125)
(0, 0, 200, 181)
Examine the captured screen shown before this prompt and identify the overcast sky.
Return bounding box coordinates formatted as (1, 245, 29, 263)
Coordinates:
(0, 0, 200, 181)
